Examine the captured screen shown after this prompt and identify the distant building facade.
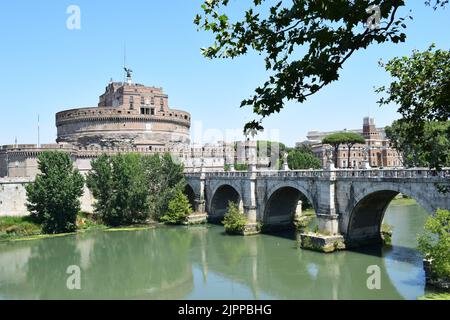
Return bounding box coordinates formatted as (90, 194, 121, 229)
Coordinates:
(297, 117, 402, 169)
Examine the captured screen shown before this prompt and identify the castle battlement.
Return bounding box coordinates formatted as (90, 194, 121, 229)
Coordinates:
(56, 107, 191, 125)
(0, 143, 76, 154)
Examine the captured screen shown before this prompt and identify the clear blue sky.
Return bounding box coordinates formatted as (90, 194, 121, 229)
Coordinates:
(0, 1, 448, 147)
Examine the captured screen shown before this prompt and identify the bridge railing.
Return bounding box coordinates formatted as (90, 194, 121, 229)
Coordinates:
(334, 168, 450, 178)
(255, 170, 325, 178)
(184, 168, 450, 179)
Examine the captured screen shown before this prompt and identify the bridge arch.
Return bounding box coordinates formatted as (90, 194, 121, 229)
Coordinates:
(263, 182, 316, 229)
(209, 184, 243, 222)
(345, 184, 436, 247)
(183, 184, 196, 212)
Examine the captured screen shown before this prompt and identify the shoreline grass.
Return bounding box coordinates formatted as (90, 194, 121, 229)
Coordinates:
(0, 216, 42, 241)
(0, 214, 157, 242)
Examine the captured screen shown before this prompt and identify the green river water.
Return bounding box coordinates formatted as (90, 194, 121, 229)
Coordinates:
(0, 203, 436, 300)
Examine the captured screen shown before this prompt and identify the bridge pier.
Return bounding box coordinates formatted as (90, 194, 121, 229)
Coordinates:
(316, 213, 340, 235)
(185, 170, 208, 225)
(242, 167, 260, 235)
(299, 213, 346, 253)
(243, 205, 260, 235)
(185, 196, 208, 224)
(194, 198, 206, 213)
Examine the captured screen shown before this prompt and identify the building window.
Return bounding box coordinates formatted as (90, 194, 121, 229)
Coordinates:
(130, 96, 134, 109)
(151, 108, 155, 115)
(140, 108, 152, 115)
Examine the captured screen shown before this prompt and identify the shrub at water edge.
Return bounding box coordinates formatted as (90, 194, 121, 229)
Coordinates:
(160, 188, 193, 224)
(222, 201, 247, 235)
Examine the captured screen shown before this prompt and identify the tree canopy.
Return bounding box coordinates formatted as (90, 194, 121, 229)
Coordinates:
(322, 132, 365, 145)
(386, 120, 450, 169)
(287, 149, 322, 169)
(379, 46, 450, 170)
(195, 0, 447, 133)
(322, 132, 366, 168)
(418, 209, 450, 280)
(377, 45, 450, 125)
(26, 151, 84, 234)
(86, 153, 186, 226)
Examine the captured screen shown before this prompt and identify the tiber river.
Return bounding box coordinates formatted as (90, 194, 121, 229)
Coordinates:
(0, 202, 437, 300)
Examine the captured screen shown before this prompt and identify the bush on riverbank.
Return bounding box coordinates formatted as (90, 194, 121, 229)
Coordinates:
(418, 209, 450, 283)
(160, 189, 193, 224)
(26, 151, 84, 234)
(0, 216, 41, 240)
(222, 202, 247, 234)
(86, 153, 185, 227)
(76, 212, 107, 230)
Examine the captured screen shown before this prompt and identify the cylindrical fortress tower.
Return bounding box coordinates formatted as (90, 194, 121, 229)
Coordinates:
(56, 80, 191, 149)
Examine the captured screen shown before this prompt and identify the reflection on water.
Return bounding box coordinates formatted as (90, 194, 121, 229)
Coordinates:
(0, 204, 433, 300)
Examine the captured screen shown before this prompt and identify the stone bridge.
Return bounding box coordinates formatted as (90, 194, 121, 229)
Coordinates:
(185, 168, 450, 249)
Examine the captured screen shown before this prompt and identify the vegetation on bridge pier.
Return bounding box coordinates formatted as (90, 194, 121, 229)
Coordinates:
(222, 201, 248, 235)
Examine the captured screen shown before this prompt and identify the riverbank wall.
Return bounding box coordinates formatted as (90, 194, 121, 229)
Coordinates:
(0, 178, 94, 216)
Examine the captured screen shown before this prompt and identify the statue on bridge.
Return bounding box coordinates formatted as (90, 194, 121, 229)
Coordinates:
(326, 147, 335, 170)
(362, 147, 371, 170)
(282, 152, 290, 171)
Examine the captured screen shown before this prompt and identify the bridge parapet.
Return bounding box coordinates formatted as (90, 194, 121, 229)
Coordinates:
(185, 171, 250, 178)
(333, 168, 450, 179)
(185, 168, 450, 179)
(256, 170, 326, 178)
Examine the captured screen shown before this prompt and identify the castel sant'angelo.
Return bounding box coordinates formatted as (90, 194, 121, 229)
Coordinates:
(0, 70, 238, 178)
(56, 69, 191, 149)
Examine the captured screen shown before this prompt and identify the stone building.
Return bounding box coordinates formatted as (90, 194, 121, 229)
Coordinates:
(0, 73, 238, 178)
(297, 117, 403, 169)
(56, 76, 191, 149)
